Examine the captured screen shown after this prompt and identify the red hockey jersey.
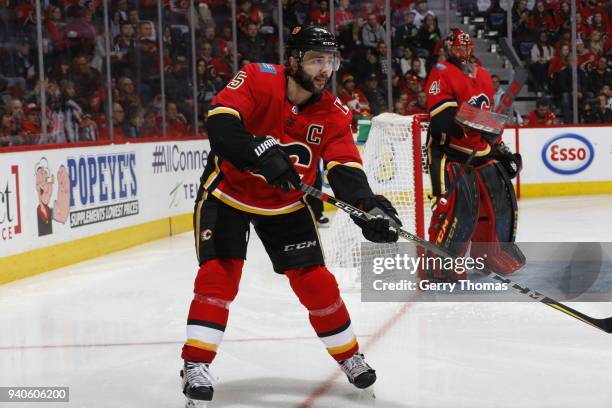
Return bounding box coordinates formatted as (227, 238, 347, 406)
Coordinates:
(425, 60, 494, 155)
(205, 63, 362, 215)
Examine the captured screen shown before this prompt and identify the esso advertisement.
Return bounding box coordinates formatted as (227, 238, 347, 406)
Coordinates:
(542, 134, 594, 175)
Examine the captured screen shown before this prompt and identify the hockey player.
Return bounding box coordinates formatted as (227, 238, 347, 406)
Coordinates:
(422, 28, 525, 282)
(180, 25, 401, 406)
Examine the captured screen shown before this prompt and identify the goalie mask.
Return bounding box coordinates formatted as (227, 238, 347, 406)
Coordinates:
(445, 28, 474, 64)
(286, 25, 340, 93)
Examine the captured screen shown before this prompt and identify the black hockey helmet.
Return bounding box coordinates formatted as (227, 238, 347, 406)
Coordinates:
(286, 25, 339, 59)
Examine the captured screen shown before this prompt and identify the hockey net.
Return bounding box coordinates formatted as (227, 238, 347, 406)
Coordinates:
(322, 113, 430, 288)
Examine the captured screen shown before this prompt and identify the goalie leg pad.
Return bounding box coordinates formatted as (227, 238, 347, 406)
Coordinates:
(286, 266, 358, 361)
(182, 259, 244, 363)
(470, 161, 526, 274)
(420, 162, 479, 281)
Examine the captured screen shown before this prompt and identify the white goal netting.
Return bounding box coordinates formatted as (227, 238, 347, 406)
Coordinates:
(322, 113, 430, 288)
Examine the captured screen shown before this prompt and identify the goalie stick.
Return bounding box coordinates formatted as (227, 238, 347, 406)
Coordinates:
(301, 183, 612, 333)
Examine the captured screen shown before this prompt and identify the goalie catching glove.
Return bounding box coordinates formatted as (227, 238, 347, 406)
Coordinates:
(493, 142, 522, 179)
(351, 195, 402, 243)
(248, 136, 301, 192)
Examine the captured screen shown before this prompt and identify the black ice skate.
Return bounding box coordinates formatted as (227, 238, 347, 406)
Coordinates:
(181, 361, 214, 407)
(339, 352, 377, 389)
(317, 215, 330, 227)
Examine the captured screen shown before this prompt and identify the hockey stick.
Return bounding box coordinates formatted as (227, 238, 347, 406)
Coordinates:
(494, 37, 529, 116)
(301, 183, 612, 333)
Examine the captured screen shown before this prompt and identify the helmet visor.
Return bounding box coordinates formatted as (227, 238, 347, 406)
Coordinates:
(301, 50, 341, 72)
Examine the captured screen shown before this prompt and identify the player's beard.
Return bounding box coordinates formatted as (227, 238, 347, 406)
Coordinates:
(293, 66, 330, 95)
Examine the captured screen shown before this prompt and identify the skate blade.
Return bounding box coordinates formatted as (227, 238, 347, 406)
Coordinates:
(360, 385, 376, 400)
(185, 397, 208, 408)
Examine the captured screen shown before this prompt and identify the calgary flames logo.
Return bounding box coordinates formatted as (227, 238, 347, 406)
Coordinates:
(468, 94, 491, 110)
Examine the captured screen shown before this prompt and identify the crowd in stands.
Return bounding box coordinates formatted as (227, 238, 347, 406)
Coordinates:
(0, 0, 610, 147)
(506, 0, 612, 123)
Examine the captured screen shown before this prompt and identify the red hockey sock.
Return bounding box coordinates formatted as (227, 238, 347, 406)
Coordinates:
(286, 266, 359, 362)
(181, 259, 243, 363)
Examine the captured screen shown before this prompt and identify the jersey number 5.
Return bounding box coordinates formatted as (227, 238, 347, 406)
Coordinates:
(227, 71, 247, 90)
(428, 80, 441, 95)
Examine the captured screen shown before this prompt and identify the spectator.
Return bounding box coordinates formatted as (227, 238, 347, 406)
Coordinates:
(0, 110, 18, 147)
(417, 14, 441, 57)
(116, 77, 141, 111)
(337, 74, 370, 131)
(398, 46, 425, 77)
(395, 10, 418, 49)
(209, 45, 233, 81)
(202, 26, 218, 55)
(334, 0, 354, 33)
(410, 58, 427, 81)
(237, 0, 264, 34)
(394, 93, 410, 115)
(125, 106, 144, 138)
(361, 13, 386, 50)
(110, 102, 128, 138)
(512, 0, 531, 42)
(59, 5, 97, 56)
(590, 93, 612, 122)
(586, 29, 604, 56)
(238, 23, 268, 62)
(577, 39, 597, 69)
(491, 74, 504, 109)
(528, 1, 556, 34)
(587, 56, 612, 96)
(586, 12, 608, 38)
(69, 54, 103, 110)
(111, 22, 136, 78)
(166, 101, 190, 137)
(6, 99, 25, 135)
(45, 81, 67, 144)
(125, 37, 161, 104)
(580, 0, 607, 25)
(407, 91, 428, 114)
(526, 98, 557, 125)
(555, 0, 571, 33)
(530, 31, 554, 94)
(45, 6, 65, 46)
(361, 72, 387, 115)
(376, 41, 391, 84)
(399, 73, 422, 104)
(0, 78, 10, 109)
(0, 37, 35, 91)
(142, 109, 160, 137)
(49, 58, 72, 84)
(308, 0, 330, 27)
(412, 0, 435, 29)
(198, 41, 214, 64)
(20, 103, 43, 145)
(165, 55, 193, 105)
(61, 80, 84, 143)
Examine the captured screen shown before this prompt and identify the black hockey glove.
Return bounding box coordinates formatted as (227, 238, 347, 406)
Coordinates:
(480, 131, 501, 145)
(351, 195, 402, 243)
(493, 142, 522, 179)
(249, 136, 301, 192)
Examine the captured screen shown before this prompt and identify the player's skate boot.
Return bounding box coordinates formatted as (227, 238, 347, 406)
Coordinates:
(339, 352, 377, 389)
(317, 215, 330, 227)
(181, 361, 214, 407)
